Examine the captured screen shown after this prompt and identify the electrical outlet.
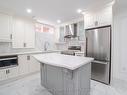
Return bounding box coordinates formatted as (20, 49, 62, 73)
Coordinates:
(121, 67, 127, 73)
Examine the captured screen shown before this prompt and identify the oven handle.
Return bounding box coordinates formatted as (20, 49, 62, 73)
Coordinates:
(0, 57, 17, 61)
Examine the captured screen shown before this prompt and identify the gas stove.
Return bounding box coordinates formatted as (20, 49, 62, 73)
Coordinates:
(61, 46, 81, 55)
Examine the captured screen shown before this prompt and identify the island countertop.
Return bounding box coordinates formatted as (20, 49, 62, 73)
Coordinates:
(33, 53, 94, 70)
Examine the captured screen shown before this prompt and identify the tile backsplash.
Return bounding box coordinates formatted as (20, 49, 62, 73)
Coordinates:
(0, 32, 56, 54)
(0, 42, 38, 54)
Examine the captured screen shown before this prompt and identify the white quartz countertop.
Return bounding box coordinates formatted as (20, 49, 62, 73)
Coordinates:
(33, 53, 94, 70)
(0, 50, 61, 57)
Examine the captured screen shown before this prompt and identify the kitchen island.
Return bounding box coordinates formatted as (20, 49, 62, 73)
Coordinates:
(33, 53, 94, 95)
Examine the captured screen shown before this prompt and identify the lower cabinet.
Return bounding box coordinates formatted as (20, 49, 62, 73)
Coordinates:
(18, 55, 29, 75)
(0, 54, 40, 82)
(0, 67, 18, 81)
(18, 54, 40, 76)
(0, 69, 7, 81)
(7, 67, 19, 79)
(28, 55, 40, 73)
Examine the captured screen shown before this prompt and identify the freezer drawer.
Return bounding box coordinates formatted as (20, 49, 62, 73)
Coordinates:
(91, 62, 110, 84)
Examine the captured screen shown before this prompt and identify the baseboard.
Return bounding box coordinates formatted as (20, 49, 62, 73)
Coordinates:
(0, 71, 40, 86)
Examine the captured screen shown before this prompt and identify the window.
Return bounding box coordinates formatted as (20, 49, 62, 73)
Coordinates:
(35, 23, 54, 34)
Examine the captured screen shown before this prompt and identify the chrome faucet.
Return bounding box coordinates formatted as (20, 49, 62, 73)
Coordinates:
(44, 41, 50, 51)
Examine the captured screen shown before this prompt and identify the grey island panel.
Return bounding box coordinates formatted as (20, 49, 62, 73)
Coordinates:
(40, 63, 91, 95)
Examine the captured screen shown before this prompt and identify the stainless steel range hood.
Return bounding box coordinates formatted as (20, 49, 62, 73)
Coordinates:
(64, 23, 77, 38)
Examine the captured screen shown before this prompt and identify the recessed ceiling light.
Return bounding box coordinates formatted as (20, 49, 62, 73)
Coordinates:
(57, 20, 61, 24)
(77, 9, 82, 13)
(82, 12, 86, 15)
(27, 9, 32, 13)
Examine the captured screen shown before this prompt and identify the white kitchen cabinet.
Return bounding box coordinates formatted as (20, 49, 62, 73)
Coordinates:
(84, 6, 112, 29)
(77, 21, 85, 41)
(0, 67, 18, 82)
(12, 17, 35, 48)
(0, 69, 7, 81)
(28, 56, 40, 73)
(12, 17, 25, 48)
(0, 13, 12, 42)
(59, 26, 65, 42)
(6, 67, 19, 79)
(24, 20, 35, 48)
(84, 13, 94, 29)
(18, 55, 29, 75)
(18, 54, 40, 76)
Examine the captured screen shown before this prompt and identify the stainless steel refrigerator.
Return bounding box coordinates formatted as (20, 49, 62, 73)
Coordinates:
(85, 25, 111, 84)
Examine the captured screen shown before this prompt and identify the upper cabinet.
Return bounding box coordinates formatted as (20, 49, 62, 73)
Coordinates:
(0, 13, 12, 42)
(59, 26, 65, 42)
(77, 21, 85, 41)
(57, 20, 85, 43)
(24, 20, 35, 48)
(12, 16, 35, 48)
(84, 6, 112, 29)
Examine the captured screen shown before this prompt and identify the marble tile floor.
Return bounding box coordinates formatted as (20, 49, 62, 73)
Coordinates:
(0, 73, 126, 95)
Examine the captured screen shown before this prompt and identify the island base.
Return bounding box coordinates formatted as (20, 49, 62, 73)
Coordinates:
(40, 63, 91, 95)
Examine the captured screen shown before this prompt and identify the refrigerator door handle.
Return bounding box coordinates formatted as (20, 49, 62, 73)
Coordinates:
(86, 37, 88, 56)
(92, 60, 108, 65)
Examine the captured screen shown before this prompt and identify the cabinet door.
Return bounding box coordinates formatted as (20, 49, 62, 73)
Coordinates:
(28, 56, 40, 73)
(0, 69, 7, 81)
(84, 13, 95, 29)
(12, 17, 25, 48)
(59, 26, 65, 42)
(95, 7, 112, 27)
(7, 67, 19, 79)
(18, 55, 29, 75)
(0, 67, 19, 82)
(84, 6, 112, 29)
(77, 21, 85, 40)
(24, 20, 35, 48)
(0, 13, 12, 42)
(46, 65, 64, 95)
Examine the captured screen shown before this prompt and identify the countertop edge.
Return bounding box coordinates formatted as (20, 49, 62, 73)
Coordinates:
(0, 50, 62, 56)
(33, 53, 94, 70)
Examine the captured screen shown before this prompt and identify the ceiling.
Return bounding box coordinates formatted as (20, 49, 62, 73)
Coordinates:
(0, 0, 113, 25)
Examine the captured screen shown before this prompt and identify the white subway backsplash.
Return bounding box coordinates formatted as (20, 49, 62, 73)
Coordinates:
(0, 32, 56, 54)
(0, 42, 38, 54)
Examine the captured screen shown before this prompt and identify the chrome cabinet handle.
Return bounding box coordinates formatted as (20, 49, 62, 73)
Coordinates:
(24, 43, 27, 47)
(92, 60, 108, 64)
(10, 34, 12, 39)
(27, 55, 30, 60)
(6, 70, 10, 74)
(6, 70, 7, 74)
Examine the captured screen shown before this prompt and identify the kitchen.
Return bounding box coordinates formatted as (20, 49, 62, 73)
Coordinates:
(0, 0, 127, 95)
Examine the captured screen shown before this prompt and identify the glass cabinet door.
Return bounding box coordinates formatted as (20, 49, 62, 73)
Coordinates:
(59, 26, 65, 42)
(77, 21, 85, 41)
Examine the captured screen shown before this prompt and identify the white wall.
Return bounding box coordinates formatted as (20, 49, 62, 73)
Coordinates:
(112, 1, 127, 83)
